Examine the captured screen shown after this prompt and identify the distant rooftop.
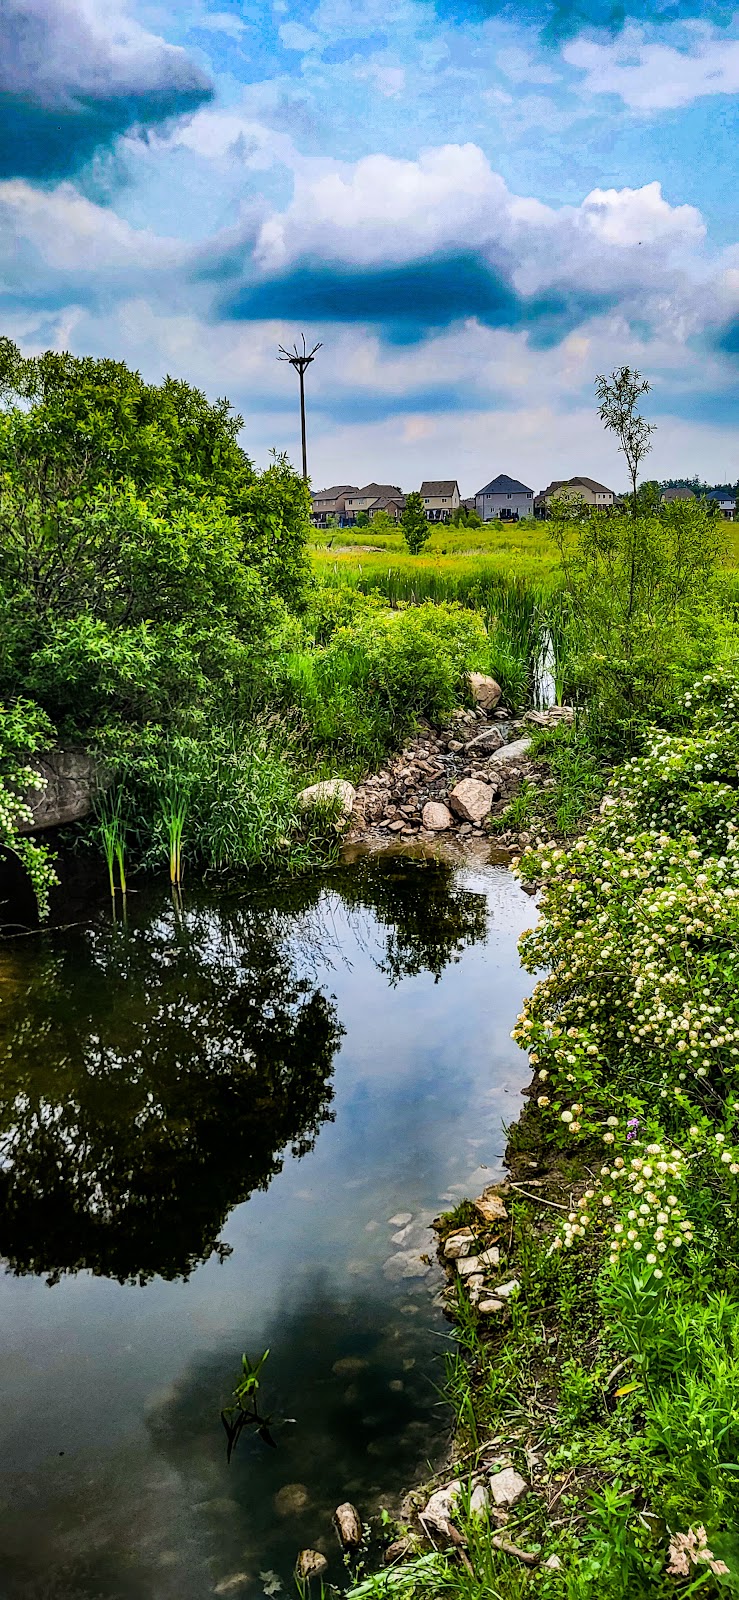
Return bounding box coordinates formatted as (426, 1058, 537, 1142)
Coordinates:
(421, 480, 459, 496)
(476, 473, 532, 496)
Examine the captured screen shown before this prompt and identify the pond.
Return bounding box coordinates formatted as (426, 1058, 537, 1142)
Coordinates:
(0, 853, 535, 1600)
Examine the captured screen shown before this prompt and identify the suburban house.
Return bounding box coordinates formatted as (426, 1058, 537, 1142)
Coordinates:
(420, 480, 460, 522)
(344, 483, 405, 523)
(310, 485, 358, 527)
(536, 476, 615, 514)
(706, 489, 736, 520)
(661, 487, 696, 504)
(475, 474, 534, 522)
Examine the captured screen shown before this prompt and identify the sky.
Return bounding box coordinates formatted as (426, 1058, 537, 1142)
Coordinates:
(1, 0, 738, 494)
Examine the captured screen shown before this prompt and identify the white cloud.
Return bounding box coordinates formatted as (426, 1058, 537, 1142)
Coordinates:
(0, 181, 183, 289)
(0, 0, 210, 108)
(355, 63, 406, 97)
(565, 25, 739, 111)
(278, 20, 322, 50)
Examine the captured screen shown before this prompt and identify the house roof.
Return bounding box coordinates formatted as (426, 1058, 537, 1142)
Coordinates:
(312, 484, 357, 501)
(541, 476, 614, 497)
(420, 480, 459, 496)
(661, 487, 696, 501)
(349, 482, 403, 498)
(476, 473, 532, 496)
(368, 494, 405, 510)
(706, 489, 736, 503)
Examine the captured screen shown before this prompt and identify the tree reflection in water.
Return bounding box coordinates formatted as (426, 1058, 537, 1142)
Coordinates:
(0, 858, 488, 1285)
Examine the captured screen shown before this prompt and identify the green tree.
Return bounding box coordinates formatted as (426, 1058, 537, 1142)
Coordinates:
(595, 366, 656, 517)
(401, 491, 431, 554)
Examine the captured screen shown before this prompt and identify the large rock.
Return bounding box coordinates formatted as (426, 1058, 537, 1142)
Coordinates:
(473, 1188, 508, 1223)
(443, 1228, 476, 1260)
(297, 779, 356, 819)
(17, 747, 107, 834)
(488, 738, 532, 767)
(468, 674, 502, 711)
(449, 779, 494, 824)
(422, 800, 452, 832)
(465, 726, 506, 755)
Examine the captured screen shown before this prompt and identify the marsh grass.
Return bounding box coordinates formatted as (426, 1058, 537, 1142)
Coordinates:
(93, 789, 128, 898)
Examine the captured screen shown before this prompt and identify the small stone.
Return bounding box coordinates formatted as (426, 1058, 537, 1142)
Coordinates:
(332, 1357, 369, 1376)
(473, 1188, 508, 1224)
(422, 1481, 461, 1535)
(478, 1298, 504, 1314)
(468, 673, 502, 711)
(298, 779, 355, 818)
(457, 1255, 482, 1278)
(449, 779, 494, 824)
(295, 1552, 328, 1583)
(470, 1483, 489, 1517)
(422, 800, 453, 832)
(213, 1575, 250, 1595)
(465, 726, 505, 755)
(383, 1250, 431, 1281)
(544, 1554, 563, 1571)
(478, 1246, 500, 1268)
(489, 1469, 528, 1509)
(447, 739, 464, 752)
(334, 1503, 362, 1549)
(385, 1537, 415, 1565)
(443, 1228, 475, 1260)
(388, 1213, 413, 1226)
(387, 820, 405, 832)
(493, 1279, 520, 1300)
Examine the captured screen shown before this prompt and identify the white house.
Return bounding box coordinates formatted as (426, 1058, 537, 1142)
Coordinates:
(706, 490, 736, 520)
(475, 474, 534, 522)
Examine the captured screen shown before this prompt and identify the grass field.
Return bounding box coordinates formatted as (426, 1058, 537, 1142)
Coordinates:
(310, 521, 562, 607)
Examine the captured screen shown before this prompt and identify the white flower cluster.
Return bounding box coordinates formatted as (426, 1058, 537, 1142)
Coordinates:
(553, 1142, 694, 1275)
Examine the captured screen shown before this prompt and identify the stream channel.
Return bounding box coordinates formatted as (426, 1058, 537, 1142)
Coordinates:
(0, 849, 535, 1600)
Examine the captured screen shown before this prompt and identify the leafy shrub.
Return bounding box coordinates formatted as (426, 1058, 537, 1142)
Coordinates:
(0, 698, 59, 915)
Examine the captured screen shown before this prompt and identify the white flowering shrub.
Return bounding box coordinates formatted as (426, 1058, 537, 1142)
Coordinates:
(0, 699, 59, 917)
(514, 674, 739, 1149)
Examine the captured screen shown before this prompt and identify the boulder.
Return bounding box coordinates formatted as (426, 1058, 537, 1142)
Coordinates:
(334, 1503, 363, 1550)
(478, 1246, 500, 1268)
(470, 1483, 490, 1517)
(488, 738, 532, 767)
(493, 1279, 520, 1301)
(478, 1297, 504, 1314)
(489, 1468, 528, 1509)
(17, 747, 107, 834)
(468, 674, 502, 711)
(295, 1551, 328, 1583)
(449, 779, 494, 825)
(422, 801, 453, 832)
(465, 726, 506, 756)
(298, 779, 356, 819)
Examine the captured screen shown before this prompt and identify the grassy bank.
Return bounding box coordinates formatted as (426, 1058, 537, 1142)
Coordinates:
(356, 672, 739, 1597)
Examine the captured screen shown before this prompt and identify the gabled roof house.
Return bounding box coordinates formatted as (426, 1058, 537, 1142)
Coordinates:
(475, 474, 534, 522)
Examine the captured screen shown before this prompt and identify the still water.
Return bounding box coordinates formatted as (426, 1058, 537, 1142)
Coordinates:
(0, 854, 534, 1600)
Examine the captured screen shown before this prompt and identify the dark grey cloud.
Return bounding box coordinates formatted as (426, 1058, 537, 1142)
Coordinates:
(0, 0, 213, 178)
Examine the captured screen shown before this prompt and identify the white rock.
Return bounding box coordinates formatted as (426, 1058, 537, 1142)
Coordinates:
(478, 1246, 500, 1268)
(489, 738, 532, 767)
(468, 673, 502, 711)
(489, 1468, 528, 1509)
(470, 1483, 490, 1517)
(443, 1228, 476, 1260)
(478, 1297, 504, 1314)
(456, 1255, 481, 1277)
(449, 779, 494, 824)
(473, 1189, 508, 1223)
(388, 1213, 413, 1227)
(422, 1481, 461, 1534)
(383, 1250, 431, 1281)
(544, 1554, 563, 1571)
(298, 779, 356, 818)
(422, 801, 453, 832)
(493, 1279, 520, 1301)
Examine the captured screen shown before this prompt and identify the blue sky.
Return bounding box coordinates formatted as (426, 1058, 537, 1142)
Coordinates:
(1, 0, 738, 492)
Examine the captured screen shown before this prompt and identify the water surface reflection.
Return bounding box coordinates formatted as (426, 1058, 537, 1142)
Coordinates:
(0, 857, 534, 1599)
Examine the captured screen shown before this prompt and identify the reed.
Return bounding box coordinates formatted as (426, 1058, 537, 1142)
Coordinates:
(94, 790, 128, 898)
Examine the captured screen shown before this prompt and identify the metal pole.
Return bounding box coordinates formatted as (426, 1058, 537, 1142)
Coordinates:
(299, 365, 307, 481)
(277, 336, 322, 484)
